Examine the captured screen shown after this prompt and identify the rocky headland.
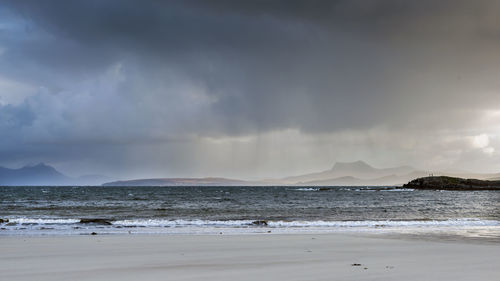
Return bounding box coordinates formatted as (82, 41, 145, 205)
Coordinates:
(403, 176, 500, 190)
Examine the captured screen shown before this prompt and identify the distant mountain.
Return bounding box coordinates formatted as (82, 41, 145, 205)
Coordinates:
(279, 160, 418, 185)
(0, 163, 71, 185)
(104, 160, 499, 187)
(0, 163, 114, 186)
(102, 177, 258, 186)
(300, 176, 364, 186)
(300, 171, 430, 186)
(280, 161, 500, 186)
(4, 160, 498, 187)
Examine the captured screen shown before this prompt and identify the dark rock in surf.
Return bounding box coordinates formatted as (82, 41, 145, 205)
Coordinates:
(0, 218, 8, 223)
(90, 232, 97, 235)
(251, 220, 268, 226)
(79, 218, 112, 225)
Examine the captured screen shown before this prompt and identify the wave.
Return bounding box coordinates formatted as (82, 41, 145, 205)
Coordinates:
(114, 218, 500, 228)
(294, 188, 320, 191)
(379, 188, 415, 192)
(4, 218, 498, 228)
(8, 218, 80, 224)
(334, 187, 415, 192)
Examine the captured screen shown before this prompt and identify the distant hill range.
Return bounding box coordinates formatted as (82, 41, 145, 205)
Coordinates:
(0, 163, 111, 186)
(102, 177, 258, 186)
(267, 160, 500, 186)
(270, 160, 421, 186)
(103, 160, 500, 186)
(2, 160, 500, 186)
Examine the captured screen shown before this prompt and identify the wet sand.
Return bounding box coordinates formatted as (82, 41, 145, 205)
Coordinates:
(1, 233, 499, 281)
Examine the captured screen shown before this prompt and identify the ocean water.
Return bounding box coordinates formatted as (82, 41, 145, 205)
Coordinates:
(1, 186, 499, 237)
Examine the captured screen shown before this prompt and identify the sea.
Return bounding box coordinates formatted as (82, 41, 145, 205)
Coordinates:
(1, 186, 499, 238)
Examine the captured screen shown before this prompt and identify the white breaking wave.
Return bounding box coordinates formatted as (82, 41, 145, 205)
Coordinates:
(294, 188, 320, 191)
(112, 218, 500, 228)
(380, 188, 415, 192)
(1, 217, 499, 236)
(113, 219, 257, 227)
(2, 218, 499, 229)
(266, 219, 500, 227)
(9, 218, 80, 224)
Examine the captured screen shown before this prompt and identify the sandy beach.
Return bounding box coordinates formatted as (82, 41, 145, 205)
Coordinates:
(1, 233, 499, 281)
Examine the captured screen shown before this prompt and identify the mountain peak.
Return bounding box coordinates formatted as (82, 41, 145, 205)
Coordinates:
(24, 162, 49, 168)
(0, 162, 69, 185)
(332, 160, 374, 171)
(23, 162, 58, 171)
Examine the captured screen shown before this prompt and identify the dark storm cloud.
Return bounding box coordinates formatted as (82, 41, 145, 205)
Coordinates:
(4, 0, 500, 131)
(1, 0, 500, 176)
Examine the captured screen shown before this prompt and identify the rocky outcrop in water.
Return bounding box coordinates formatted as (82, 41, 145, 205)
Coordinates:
(403, 176, 500, 190)
(79, 218, 112, 225)
(251, 220, 268, 226)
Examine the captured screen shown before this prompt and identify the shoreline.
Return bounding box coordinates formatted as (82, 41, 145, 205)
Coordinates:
(1, 233, 499, 281)
(2, 217, 499, 237)
(2, 228, 499, 246)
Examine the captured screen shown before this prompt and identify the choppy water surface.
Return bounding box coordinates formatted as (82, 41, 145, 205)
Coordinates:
(1, 186, 499, 237)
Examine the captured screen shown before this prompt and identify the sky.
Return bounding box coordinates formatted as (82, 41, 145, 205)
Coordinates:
(0, 0, 500, 179)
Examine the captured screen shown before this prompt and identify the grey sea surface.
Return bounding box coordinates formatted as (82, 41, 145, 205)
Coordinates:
(0, 186, 499, 237)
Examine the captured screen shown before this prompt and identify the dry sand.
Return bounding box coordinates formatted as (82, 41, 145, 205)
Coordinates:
(1, 233, 499, 281)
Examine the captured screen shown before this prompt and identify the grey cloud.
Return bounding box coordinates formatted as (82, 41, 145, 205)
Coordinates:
(0, 0, 500, 176)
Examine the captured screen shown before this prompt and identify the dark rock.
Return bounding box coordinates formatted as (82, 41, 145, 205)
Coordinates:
(90, 232, 97, 235)
(351, 263, 362, 266)
(6, 222, 17, 226)
(79, 218, 112, 225)
(251, 220, 268, 226)
(0, 218, 8, 223)
(319, 187, 331, 191)
(403, 176, 500, 191)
